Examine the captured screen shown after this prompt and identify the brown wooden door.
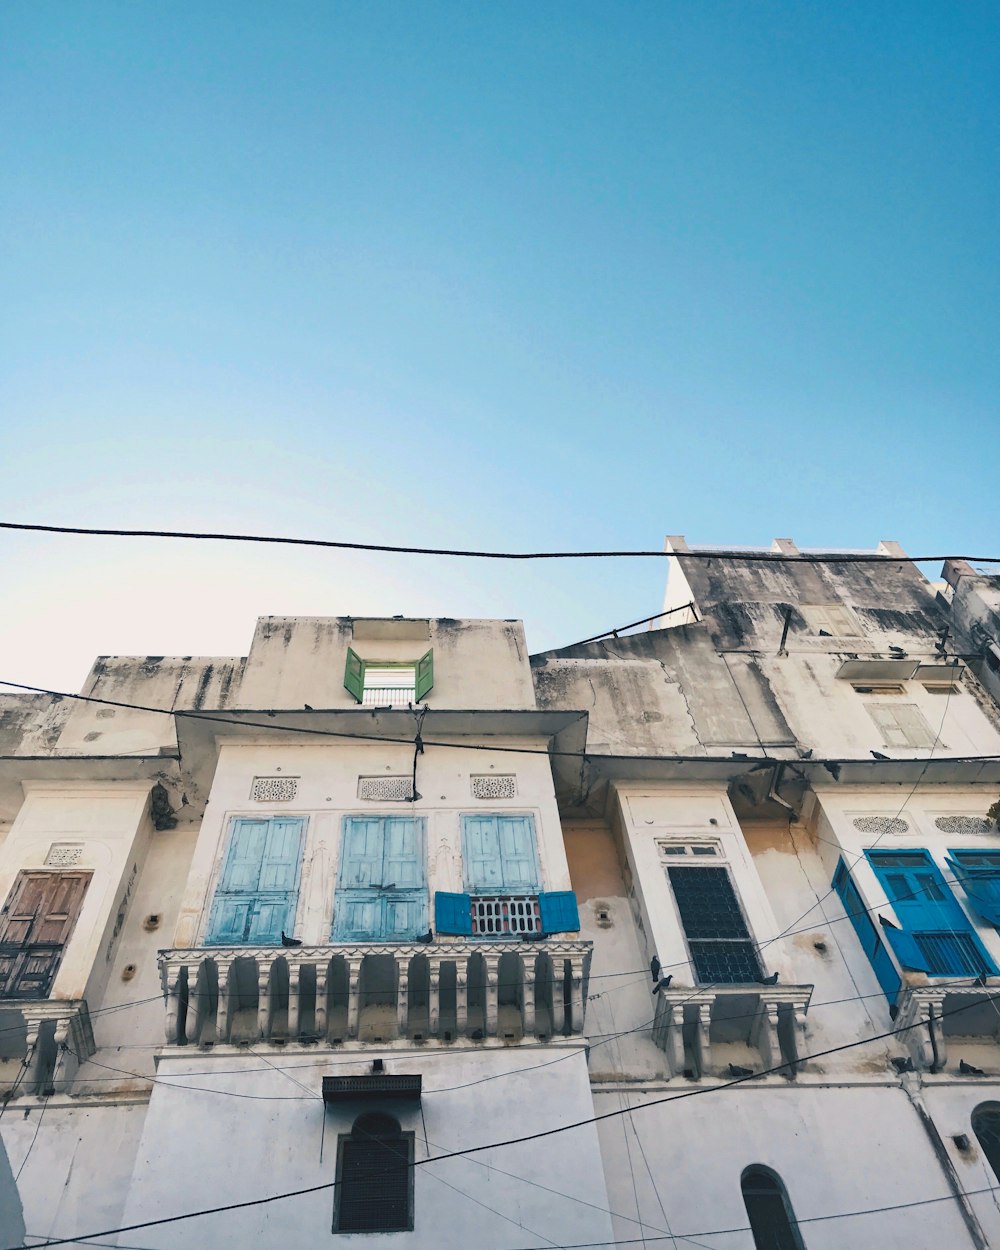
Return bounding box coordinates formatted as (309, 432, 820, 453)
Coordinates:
(0, 870, 91, 998)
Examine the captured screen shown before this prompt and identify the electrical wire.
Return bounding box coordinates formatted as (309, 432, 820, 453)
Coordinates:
(3, 518, 999, 564)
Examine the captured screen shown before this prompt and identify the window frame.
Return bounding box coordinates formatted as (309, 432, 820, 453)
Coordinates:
(864, 701, 938, 749)
(741, 1165, 806, 1250)
(344, 648, 433, 705)
(332, 1113, 415, 1234)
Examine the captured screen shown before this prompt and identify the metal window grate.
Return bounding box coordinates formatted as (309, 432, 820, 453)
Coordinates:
(250, 776, 298, 802)
(936, 816, 995, 835)
(852, 816, 909, 836)
(471, 895, 540, 936)
(336, 1137, 411, 1232)
(323, 1074, 422, 1102)
(357, 776, 415, 801)
(361, 686, 416, 707)
(471, 774, 517, 799)
(913, 932, 990, 977)
(668, 866, 762, 984)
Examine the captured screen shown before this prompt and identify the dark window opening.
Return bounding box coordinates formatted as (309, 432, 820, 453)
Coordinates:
(668, 866, 762, 984)
(972, 1104, 1000, 1181)
(741, 1166, 805, 1250)
(334, 1112, 414, 1233)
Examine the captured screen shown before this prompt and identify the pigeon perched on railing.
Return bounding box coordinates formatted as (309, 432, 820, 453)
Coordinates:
(281, 931, 303, 948)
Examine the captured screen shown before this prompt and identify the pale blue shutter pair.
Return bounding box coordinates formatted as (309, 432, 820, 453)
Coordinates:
(435, 814, 580, 936)
(206, 818, 305, 945)
(333, 817, 428, 940)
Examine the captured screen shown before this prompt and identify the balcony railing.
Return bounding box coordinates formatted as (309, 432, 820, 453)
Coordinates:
(159, 939, 592, 1047)
(0, 999, 95, 1095)
(651, 983, 813, 1079)
(894, 979, 1000, 1070)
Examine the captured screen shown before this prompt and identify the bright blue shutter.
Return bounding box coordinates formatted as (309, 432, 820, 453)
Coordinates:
(881, 925, 932, 972)
(538, 891, 581, 934)
(832, 860, 901, 1002)
(435, 892, 473, 935)
(946, 857, 1000, 926)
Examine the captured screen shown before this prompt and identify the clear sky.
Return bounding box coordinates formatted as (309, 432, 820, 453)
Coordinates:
(2, 2, 998, 693)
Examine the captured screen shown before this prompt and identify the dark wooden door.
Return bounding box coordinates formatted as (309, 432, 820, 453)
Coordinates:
(0, 870, 92, 998)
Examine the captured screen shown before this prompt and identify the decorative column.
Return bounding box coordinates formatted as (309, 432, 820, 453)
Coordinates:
(568, 956, 586, 1034)
(164, 966, 183, 1044)
(756, 999, 782, 1071)
(185, 962, 202, 1046)
(550, 959, 566, 1035)
(791, 1005, 808, 1073)
(22, 1017, 43, 1096)
(519, 954, 536, 1037)
(695, 1002, 712, 1077)
(455, 961, 468, 1036)
(256, 960, 273, 1041)
(428, 958, 442, 1036)
(484, 954, 500, 1036)
(287, 961, 302, 1040)
(346, 957, 363, 1040)
(397, 959, 410, 1037)
(215, 960, 233, 1045)
(314, 962, 329, 1041)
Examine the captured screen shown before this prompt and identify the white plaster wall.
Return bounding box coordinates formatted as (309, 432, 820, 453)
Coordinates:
(596, 1084, 978, 1250)
(174, 738, 570, 948)
(117, 1045, 613, 1250)
(0, 783, 152, 1003)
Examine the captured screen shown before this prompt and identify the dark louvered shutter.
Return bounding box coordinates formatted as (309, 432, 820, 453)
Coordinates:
(337, 1133, 411, 1231)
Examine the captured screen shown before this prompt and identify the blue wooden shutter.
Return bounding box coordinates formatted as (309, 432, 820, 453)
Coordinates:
(881, 924, 931, 972)
(462, 816, 505, 891)
(538, 891, 580, 933)
(344, 647, 365, 702)
(832, 860, 901, 1001)
(435, 892, 473, 935)
(946, 856, 1000, 926)
(340, 818, 384, 887)
(414, 649, 434, 701)
(207, 817, 304, 946)
(382, 819, 423, 889)
(497, 816, 540, 889)
(334, 817, 427, 940)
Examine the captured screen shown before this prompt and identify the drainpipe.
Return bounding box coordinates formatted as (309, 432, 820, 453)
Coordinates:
(900, 1072, 989, 1250)
(767, 764, 797, 813)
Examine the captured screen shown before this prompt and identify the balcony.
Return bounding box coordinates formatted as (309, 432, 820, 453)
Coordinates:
(894, 979, 1000, 1071)
(159, 939, 593, 1047)
(651, 983, 813, 1079)
(0, 997, 96, 1095)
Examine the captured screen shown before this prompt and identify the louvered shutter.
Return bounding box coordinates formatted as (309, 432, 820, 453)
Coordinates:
(414, 649, 434, 701)
(538, 891, 581, 933)
(344, 647, 365, 702)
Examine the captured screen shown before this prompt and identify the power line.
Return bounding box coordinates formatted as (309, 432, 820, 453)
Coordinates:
(15, 987, 1000, 1250)
(2, 518, 998, 564)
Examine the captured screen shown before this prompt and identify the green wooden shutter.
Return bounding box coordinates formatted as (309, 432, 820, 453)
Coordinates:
(344, 647, 365, 702)
(414, 649, 434, 701)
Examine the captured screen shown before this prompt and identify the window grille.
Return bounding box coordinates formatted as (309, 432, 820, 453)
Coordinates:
(471, 895, 540, 936)
(912, 932, 990, 977)
(250, 776, 298, 802)
(361, 666, 416, 707)
(936, 816, 994, 835)
(852, 816, 909, 836)
(334, 1113, 413, 1233)
(471, 774, 517, 799)
(45, 843, 84, 867)
(668, 866, 762, 984)
(357, 776, 415, 801)
(741, 1167, 805, 1250)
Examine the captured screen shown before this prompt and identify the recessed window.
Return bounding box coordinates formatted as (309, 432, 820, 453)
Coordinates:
(866, 702, 937, 749)
(801, 603, 861, 638)
(741, 1166, 805, 1250)
(344, 648, 433, 706)
(851, 683, 905, 695)
(333, 1112, 414, 1233)
(657, 842, 721, 859)
(667, 864, 762, 984)
(972, 1104, 1000, 1181)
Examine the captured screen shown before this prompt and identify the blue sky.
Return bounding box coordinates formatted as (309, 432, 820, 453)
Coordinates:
(2, 2, 998, 691)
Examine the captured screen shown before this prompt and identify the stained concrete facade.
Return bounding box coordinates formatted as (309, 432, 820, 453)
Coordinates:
(3, 549, 1000, 1249)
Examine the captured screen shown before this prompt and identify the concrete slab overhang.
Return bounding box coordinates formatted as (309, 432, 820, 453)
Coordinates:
(174, 706, 589, 817)
(0, 752, 180, 822)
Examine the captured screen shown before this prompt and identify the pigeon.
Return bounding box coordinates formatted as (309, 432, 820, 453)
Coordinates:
(470, 1028, 484, 1041)
(974, 973, 989, 987)
(650, 956, 661, 984)
(304, 704, 314, 711)
(652, 976, 673, 994)
(729, 1064, 754, 1078)
(879, 915, 898, 928)
(799, 748, 813, 760)
(416, 930, 434, 944)
(280, 931, 302, 948)
(520, 930, 547, 942)
(890, 1056, 914, 1074)
(888, 646, 907, 658)
(871, 750, 891, 761)
(758, 971, 779, 985)
(959, 1059, 985, 1076)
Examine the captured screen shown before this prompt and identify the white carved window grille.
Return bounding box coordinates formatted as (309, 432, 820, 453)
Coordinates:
(935, 816, 996, 835)
(250, 776, 298, 802)
(471, 774, 517, 800)
(357, 776, 415, 801)
(471, 895, 540, 936)
(362, 666, 416, 707)
(852, 816, 909, 836)
(45, 843, 84, 867)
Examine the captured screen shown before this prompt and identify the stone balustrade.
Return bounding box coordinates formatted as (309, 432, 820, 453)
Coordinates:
(895, 979, 1000, 1070)
(159, 940, 593, 1047)
(651, 983, 813, 1078)
(0, 999, 95, 1095)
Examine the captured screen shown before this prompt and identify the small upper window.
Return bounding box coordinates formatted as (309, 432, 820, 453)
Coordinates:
(866, 703, 937, 749)
(801, 604, 861, 638)
(334, 1112, 414, 1233)
(344, 648, 433, 706)
(741, 1166, 805, 1250)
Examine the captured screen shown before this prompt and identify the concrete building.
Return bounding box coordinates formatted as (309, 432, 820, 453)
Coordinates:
(2, 541, 1000, 1249)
